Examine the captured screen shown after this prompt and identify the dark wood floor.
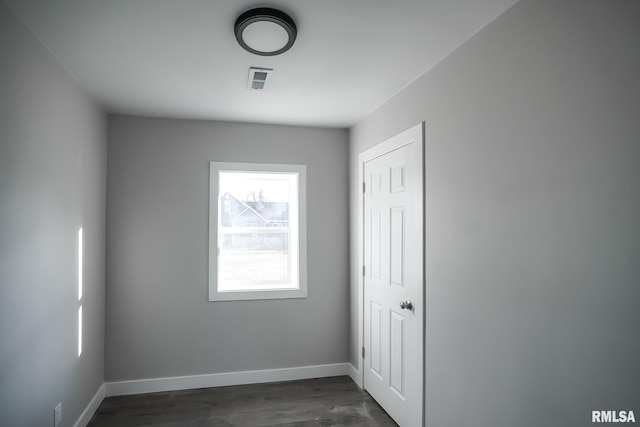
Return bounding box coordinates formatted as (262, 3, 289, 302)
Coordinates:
(87, 376, 397, 426)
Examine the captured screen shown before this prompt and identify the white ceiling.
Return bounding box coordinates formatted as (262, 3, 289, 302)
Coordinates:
(6, 0, 519, 128)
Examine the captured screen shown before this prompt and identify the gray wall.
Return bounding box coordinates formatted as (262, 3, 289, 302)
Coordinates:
(0, 3, 107, 427)
(106, 116, 349, 381)
(350, 0, 640, 425)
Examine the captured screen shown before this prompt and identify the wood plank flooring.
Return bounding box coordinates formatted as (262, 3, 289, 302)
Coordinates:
(87, 376, 398, 426)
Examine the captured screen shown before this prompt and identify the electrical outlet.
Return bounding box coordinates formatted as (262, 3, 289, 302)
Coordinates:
(54, 403, 62, 427)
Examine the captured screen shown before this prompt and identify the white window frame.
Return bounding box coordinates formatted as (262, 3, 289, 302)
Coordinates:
(209, 161, 307, 301)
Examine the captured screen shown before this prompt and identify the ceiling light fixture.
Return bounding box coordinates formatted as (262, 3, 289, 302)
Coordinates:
(235, 7, 297, 56)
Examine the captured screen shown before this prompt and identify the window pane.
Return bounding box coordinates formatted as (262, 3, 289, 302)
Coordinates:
(218, 170, 299, 291)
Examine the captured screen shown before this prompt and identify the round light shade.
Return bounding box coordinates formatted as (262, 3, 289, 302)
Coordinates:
(235, 8, 297, 56)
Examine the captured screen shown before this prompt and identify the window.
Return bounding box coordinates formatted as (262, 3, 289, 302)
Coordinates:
(209, 162, 307, 301)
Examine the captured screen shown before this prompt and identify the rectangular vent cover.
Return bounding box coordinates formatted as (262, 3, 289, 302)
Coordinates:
(248, 67, 273, 90)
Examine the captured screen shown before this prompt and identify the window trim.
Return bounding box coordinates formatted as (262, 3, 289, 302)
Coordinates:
(208, 161, 307, 301)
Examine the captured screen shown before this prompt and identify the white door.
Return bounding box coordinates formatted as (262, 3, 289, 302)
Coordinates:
(363, 124, 423, 427)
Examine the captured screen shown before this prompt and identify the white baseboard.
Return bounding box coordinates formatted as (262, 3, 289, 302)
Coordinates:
(73, 383, 105, 427)
(105, 362, 352, 397)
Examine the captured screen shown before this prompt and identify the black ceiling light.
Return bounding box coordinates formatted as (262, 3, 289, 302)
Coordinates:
(234, 7, 297, 56)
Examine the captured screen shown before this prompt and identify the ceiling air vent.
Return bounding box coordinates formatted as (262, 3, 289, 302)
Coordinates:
(248, 67, 273, 90)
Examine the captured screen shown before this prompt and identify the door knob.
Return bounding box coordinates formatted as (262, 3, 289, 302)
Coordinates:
(399, 300, 413, 310)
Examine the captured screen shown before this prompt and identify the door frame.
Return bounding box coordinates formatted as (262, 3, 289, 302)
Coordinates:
(356, 122, 425, 424)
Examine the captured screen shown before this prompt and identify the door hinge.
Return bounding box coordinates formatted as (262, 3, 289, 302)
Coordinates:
(362, 182, 366, 193)
(362, 347, 365, 359)
(362, 265, 365, 276)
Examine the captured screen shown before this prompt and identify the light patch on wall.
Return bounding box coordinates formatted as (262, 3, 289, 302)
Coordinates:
(78, 228, 83, 300)
(78, 306, 83, 357)
(78, 227, 83, 357)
